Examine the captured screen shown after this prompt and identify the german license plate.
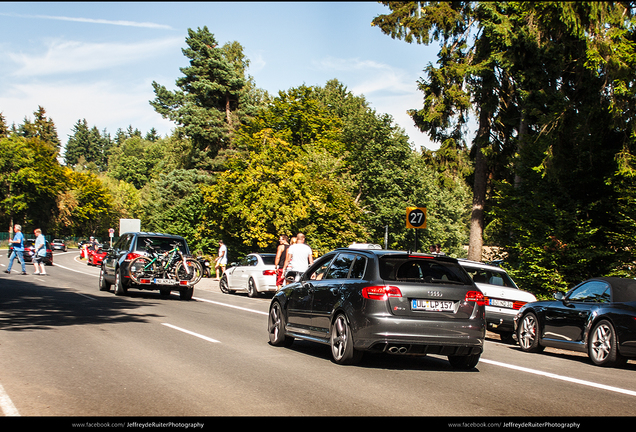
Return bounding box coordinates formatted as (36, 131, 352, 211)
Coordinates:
(154, 278, 177, 285)
(489, 299, 513, 308)
(412, 299, 455, 312)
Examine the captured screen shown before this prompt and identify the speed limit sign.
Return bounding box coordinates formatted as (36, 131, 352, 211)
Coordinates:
(406, 207, 427, 229)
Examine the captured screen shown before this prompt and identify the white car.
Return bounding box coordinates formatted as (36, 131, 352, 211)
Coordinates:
(458, 259, 536, 343)
(219, 253, 277, 297)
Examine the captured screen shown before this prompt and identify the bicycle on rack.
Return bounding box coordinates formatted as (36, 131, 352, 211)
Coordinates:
(128, 239, 203, 289)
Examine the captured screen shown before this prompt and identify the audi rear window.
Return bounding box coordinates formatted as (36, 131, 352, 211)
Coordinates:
(380, 257, 472, 285)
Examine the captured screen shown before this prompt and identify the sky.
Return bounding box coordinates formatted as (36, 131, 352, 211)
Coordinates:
(0, 1, 447, 152)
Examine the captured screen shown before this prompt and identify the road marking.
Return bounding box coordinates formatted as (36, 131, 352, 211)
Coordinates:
(54, 262, 98, 277)
(161, 323, 220, 344)
(193, 297, 268, 316)
(481, 358, 636, 397)
(0, 383, 20, 416)
(74, 292, 98, 301)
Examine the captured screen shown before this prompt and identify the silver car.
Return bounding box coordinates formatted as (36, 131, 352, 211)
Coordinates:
(458, 259, 536, 343)
(220, 253, 277, 297)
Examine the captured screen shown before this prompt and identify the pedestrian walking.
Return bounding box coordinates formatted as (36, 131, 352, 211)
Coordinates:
(274, 234, 290, 290)
(5, 224, 27, 275)
(214, 240, 227, 280)
(32, 228, 48, 275)
(283, 233, 313, 283)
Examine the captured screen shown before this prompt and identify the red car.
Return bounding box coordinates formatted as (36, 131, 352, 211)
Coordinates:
(87, 247, 107, 266)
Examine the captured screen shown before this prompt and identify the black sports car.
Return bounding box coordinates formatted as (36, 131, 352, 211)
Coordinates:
(515, 277, 636, 367)
(268, 248, 486, 368)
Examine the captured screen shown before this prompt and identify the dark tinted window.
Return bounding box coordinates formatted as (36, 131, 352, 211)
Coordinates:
(115, 234, 132, 251)
(137, 236, 187, 254)
(325, 253, 356, 279)
(261, 254, 276, 265)
(380, 257, 472, 285)
(350, 256, 367, 279)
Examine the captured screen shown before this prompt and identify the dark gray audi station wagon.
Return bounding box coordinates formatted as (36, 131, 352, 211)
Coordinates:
(268, 248, 486, 368)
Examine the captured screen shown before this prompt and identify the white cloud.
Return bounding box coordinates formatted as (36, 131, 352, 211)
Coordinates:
(1, 79, 174, 146)
(6, 37, 183, 76)
(0, 12, 173, 29)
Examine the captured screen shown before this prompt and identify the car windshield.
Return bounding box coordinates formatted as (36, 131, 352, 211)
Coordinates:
(380, 257, 472, 285)
(463, 266, 518, 288)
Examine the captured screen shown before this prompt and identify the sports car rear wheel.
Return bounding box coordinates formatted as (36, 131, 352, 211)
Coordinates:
(588, 320, 627, 367)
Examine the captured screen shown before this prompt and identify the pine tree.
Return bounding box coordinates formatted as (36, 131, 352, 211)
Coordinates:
(150, 27, 251, 169)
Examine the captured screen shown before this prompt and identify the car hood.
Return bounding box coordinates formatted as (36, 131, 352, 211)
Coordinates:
(475, 283, 537, 302)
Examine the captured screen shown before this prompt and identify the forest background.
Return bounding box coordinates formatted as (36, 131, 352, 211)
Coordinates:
(2, 1, 636, 299)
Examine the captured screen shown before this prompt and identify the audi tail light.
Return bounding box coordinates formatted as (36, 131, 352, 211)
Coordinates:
(362, 285, 402, 301)
(464, 290, 486, 306)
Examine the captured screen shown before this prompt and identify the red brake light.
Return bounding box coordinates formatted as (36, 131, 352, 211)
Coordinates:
(362, 285, 402, 301)
(513, 301, 526, 310)
(263, 270, 276, 276)
(126, 252, 142, 261)
(465, 290, 486, 306)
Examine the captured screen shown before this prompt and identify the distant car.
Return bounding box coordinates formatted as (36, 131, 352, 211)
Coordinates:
(51, 239, 67, 252)
(515, 277, 636, 367)
(220, 253, 277, 297)
(10, 239, 53, 266)
(87, 247, 107, 266)
(458, 259, 536, 343)
(268, 248, 486, 368)
(100, 232, 195, 300)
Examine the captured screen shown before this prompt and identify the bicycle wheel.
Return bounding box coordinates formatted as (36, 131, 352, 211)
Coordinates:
(175, 258, 203, 285)
(128, 256, 158, 284)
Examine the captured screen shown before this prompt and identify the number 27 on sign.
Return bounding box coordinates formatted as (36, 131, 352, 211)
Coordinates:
(406, 207, 427, 229)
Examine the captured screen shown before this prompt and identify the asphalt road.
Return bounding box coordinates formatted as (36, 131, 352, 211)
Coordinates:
(1, 250, 636, 421)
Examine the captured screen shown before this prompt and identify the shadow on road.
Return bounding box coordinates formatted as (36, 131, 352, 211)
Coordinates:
(0, 276, 162, 331)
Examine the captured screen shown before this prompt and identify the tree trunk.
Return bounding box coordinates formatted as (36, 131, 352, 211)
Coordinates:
(468, 107, 491, 262)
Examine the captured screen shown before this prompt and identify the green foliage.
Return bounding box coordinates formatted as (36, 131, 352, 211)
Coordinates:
(0, 135, 64, 232)
(17, 106, 61, 150)
(374, 1, 636, 297)
(64, 118, 112, 170)
(55, 168, 116, 236)
(141, 169, 214, 253)
(150, 27, 252, 168)
(201, 130, 366, 256)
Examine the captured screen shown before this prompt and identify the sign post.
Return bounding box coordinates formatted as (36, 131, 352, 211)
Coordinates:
(406, 207, 427, 252)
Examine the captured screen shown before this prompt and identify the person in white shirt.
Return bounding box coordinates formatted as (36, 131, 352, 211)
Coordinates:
(283, 233, 313, 283)
(214, 240, 228, 280)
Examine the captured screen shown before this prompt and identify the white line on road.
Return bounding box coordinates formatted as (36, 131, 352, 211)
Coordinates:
(193, 296, 268, 315)
(194, 296, 636, 398)
(0, 383, 20, 416)
(54, 262, 98, 277)
(161, 323, 220, 344)
(481, 358, 636, 397)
